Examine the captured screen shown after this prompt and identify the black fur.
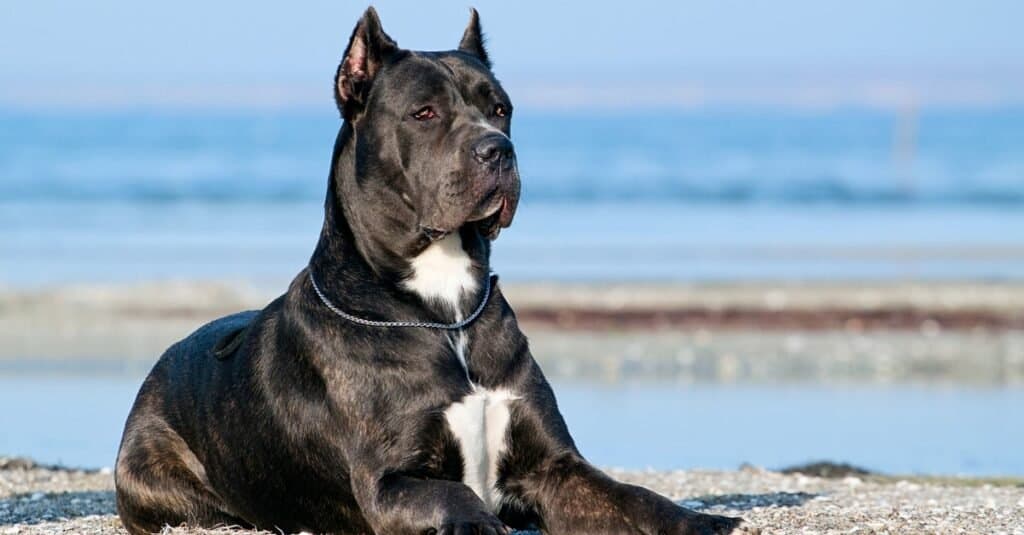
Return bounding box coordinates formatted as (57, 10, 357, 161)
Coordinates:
(115, 7, 745, 535)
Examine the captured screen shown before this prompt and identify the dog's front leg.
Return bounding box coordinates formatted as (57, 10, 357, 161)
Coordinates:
(501, 362, 747, 534)
(517, 453, 744, 535)
(351, 471, 509, 535)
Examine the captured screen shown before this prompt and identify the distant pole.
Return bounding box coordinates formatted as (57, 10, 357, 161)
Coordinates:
(893, 100, 919, 199)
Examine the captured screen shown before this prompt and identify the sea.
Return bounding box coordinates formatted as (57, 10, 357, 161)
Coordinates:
(2, 376, 1023, 476)
(2, 108, 1023, 475)
(2, 107, 1023, 285)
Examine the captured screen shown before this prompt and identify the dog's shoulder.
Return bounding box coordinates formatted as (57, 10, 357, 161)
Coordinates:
(157, 309, 261, 366)
(194, 310, 260, 348)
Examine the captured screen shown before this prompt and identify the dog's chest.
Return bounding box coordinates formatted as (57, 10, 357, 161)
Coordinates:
(403, 234, 516, 511)
(442, 330, 517, 511)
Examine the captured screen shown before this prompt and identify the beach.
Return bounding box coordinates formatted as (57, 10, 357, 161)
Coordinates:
(4, 279, 1023, 384)
(2, 457, 1022, 535)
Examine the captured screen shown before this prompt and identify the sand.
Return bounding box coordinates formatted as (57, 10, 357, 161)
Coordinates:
(1, 458, 1022, 534)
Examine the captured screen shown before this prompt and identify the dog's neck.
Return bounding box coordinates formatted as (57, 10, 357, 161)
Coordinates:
(306, 125, 492, 321)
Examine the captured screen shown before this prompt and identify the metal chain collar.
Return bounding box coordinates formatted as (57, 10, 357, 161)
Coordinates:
(308, 269, 497, 330)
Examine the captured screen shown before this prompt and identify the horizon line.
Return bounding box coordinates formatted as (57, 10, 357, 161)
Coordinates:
(4, 79, 1024, 112)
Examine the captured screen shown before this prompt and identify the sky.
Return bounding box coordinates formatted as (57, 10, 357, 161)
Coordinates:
(2, 0, 1023, 109)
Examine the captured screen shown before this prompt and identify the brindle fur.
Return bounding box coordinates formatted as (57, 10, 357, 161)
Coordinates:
(115, 7, 745, 535)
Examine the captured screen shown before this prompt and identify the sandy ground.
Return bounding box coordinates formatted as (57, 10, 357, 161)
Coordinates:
(2, 281, 1023, 383)
(1, 458, 1021, 535)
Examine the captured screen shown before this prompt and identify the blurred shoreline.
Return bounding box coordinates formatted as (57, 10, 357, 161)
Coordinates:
(4, 279, 1022, 384)
(3, 110, 1023, 382)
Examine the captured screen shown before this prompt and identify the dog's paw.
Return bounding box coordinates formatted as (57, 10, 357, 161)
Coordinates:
(429, 514, 510, 535)
(660, 512, 755, 535)
(716, 518, 760, 535)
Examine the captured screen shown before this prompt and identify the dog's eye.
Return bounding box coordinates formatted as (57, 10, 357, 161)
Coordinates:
(412, 106, 437, 121)
(494, 103, 508, 118)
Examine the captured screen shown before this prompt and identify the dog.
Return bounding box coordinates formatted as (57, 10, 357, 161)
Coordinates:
(115, 7, 747, 535)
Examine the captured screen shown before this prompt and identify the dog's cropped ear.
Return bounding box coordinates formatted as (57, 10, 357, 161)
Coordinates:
(335, 7, 398, 118)
(458, 8, 490, 68)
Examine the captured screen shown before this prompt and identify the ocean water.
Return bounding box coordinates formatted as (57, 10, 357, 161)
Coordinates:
(2, 376, 1022, 476)
(2, 108, 1023, 284)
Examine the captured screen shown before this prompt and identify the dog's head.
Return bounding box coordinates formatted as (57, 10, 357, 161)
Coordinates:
(333, 7, 520, 251)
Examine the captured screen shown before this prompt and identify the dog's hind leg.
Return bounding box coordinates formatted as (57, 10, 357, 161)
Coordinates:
(115, 416, 246, 535)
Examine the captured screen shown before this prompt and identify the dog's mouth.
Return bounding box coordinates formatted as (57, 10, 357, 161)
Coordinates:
(467, 195, 509, 240)
(419, 177, 519, 244)
(421, 196, 508, 243)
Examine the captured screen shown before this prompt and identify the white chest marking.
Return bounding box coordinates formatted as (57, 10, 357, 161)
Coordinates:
(403, 233, 477, 312)
(448, 330, 471, 377)
(444, 387, 518, 511)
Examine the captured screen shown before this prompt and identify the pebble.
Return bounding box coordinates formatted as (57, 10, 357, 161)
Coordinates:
(2, 462, 1023, 534)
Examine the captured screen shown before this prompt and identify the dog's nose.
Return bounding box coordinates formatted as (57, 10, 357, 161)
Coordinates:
(471, 134, 514, 164)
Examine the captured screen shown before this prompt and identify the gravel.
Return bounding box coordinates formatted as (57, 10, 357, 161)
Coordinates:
(2, 458, 1021, 534)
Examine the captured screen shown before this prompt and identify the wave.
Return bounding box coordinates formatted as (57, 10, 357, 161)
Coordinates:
(2, 180, 1023, 205)
(2, 109, 1023, 206)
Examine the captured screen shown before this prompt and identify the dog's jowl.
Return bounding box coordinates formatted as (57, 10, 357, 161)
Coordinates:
(115, 7, 746, 535)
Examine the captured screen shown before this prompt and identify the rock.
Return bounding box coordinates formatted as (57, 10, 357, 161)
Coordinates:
(779, 461, 875, 478)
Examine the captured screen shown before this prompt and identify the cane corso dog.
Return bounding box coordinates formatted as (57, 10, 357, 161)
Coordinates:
(115, 7, 747, 535)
